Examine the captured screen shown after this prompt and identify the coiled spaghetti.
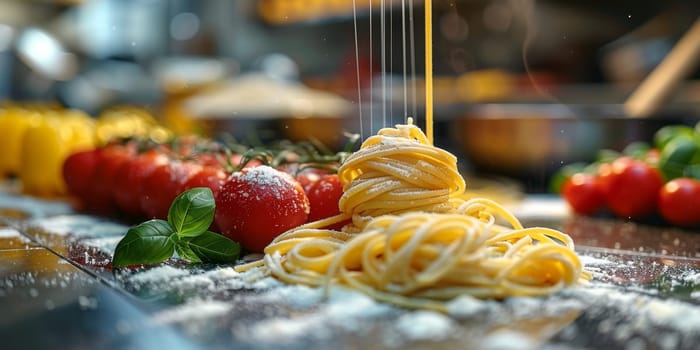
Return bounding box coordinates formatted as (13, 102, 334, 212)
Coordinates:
(240, 119, 588, 312)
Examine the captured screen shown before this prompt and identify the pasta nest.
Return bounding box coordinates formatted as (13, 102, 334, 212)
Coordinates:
(337, 121, 465, 229)
(246, 119, 587, 311)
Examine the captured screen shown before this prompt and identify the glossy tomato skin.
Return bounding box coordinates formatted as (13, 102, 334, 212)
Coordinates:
(113, 150, 169, 218)
(561, 173, 605, 216)
(182, 165, 228, 231)
(88, 144, 135, 215)
(604, 157, 664, 219)
(62, 149, 100, 207)
(182, 165, 227, 198)
(306, 174, 343, 222)
(658, 178, 700, 227)
(596, 157, 635, 199)
(229, 154, 263, 170)
(214, 166, 310, 252)
(194, 153, 224, 168)
(293, 165, 338, 193)
(140, 161, 201, 219)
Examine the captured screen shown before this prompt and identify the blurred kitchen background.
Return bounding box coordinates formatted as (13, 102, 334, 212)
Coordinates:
(1, 0, 699, 191)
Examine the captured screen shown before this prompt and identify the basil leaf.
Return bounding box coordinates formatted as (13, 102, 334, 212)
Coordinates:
(188, 231, 241, 263)
(112, 219, 176, 267)
(168, 187, 215, 238)
(174, 242, 202, 263)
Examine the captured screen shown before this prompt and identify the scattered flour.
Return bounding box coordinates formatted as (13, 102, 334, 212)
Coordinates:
(446, 294, 494, 318)
(243, 285, 393, 344)
(481, 330, 538, 350)
(579, 254, 620, 267)
(394, 310, 455, 341)
(683, 272, 700, 285)
(561, 285, 700, 347)
(170, 274, 216, 293)
(0, 227, 24, 238)
(0, 193, 72, 218)
(29, 215, 127, 237)
(79, 236, 123, 253)
(150, 298, 232, 325)
(128, 265, 191, 284)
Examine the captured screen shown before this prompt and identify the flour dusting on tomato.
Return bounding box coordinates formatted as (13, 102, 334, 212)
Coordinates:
(215, 165, 310, 252)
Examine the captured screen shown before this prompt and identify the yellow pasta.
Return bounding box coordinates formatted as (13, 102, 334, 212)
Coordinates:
(238, 119, 588, 312)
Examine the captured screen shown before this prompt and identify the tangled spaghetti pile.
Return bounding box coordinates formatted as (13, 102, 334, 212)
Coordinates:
(240, 119, 588, 312)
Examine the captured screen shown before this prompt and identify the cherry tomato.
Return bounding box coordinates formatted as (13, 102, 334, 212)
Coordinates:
(296, 170, 325, 193)
(194, 152, 224, 168)
(604, 157, 664, 219)
(294, 165, 338, 192)
(596, 157, 635, 199)
(88, 144, 135, 215)
(229, 154, 263, 170)
(658, 178, 700, 227)
(181, 165, 228, 231)
(62, 149, 100, 207)
(113, 150, 169, 218)
(306, 174, 343, 221)
(140, 161, 201, 219)
(561, 173, 605, 216)
(214, 165, 309, 252)
(181, 165, 228, 197)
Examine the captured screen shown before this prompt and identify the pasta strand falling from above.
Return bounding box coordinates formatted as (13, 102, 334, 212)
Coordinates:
(238, 119, 589, 312)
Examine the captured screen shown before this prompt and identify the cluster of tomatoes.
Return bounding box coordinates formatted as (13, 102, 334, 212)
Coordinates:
(62, 137, 346, 252)
(556, 124, 700, 228)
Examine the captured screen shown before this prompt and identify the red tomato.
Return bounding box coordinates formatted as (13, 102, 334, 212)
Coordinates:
(658, 178, 700, 227)
(596, 157, 635, 199)
(194, 152, 224, 168)
(88, 144, 135, 215)
(181, 165, 228, 231)
(140, 161, 202, 219)
(561, 173, 605, 216)
(113, 150, 169, 218)
(294, 165, 337, 193)
(604, 157, 664, 219)
(296, 170, 325, 193)
(306, 174, 343, 221)
(62, 149, 100, 207)
(214, 165, 310, 252)
(232, 154, 264, 170)
(182, 165, 228, 196)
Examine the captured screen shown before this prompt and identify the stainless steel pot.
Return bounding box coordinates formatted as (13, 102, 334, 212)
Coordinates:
(451, 103, 698, 182)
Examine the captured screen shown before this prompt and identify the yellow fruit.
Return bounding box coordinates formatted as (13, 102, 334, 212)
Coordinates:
(19, 115, 69, 196)
(0, 107, 38, 177)
(18, 110, 96, 196)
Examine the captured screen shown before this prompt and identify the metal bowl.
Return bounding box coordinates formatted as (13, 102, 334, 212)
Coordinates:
(451, 104, 698, 187)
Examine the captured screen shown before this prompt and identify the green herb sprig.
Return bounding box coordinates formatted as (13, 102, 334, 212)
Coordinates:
(112, 187, 240, 267)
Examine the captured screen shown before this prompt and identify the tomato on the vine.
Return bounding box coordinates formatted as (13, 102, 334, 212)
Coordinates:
(292, 164, 339, 192)
(561, 173, 605, 216)
(658, 178, 700, 227)
(88, 144, 135, 214)
(140, 161, 201, 219)
(113, 150, 169, 217)
(214, 165, 309, 252)
(604, 157, 664, 219)
(229, 153, 263, 170)
(596, 157, 634, 199)
(62, 149, 100, 207)
(181, 165, 227, 197)
(306, 174, 344, 222)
